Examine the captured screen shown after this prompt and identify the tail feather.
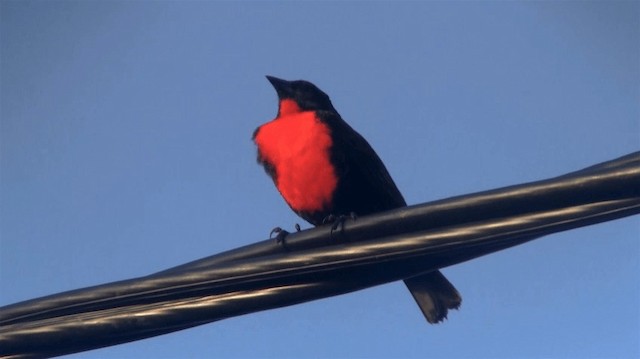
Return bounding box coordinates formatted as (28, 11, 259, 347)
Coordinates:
(404, 271, 462, 324)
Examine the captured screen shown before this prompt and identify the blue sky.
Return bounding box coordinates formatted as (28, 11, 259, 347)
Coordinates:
(1, 1, 638, 358)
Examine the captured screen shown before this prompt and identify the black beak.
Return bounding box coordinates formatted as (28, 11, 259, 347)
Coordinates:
(266, 76, 293, 99)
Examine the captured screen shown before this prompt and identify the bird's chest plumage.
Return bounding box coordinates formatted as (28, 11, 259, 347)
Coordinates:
(254, 112, 338, 214)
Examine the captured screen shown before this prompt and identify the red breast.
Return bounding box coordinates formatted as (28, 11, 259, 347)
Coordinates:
(254, 99, 338, 213)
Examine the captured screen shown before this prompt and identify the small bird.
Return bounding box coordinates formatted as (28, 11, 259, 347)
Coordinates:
(253, 76, 461, 323)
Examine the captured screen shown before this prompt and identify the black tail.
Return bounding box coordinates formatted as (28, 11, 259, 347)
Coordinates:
(404, 271, 462, 324)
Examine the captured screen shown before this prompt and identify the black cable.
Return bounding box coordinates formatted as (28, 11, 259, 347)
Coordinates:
(1, 151, 638, 358)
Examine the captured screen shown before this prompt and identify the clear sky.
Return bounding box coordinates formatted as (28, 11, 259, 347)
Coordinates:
(1, 1, 638, 358)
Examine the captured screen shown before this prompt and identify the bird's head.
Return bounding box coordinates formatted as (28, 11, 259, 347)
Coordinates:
(266, 76, 336, 116)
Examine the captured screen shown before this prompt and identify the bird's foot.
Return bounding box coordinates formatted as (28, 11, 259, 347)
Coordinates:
(323, 212, 357, 238)
(270, 224, 301, 247)
(270, 227, 289, 247)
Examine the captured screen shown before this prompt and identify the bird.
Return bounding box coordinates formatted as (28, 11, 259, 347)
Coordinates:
(252, 76, 461, 323)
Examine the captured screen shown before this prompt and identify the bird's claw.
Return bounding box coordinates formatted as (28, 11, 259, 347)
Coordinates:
(270, 227, 290, 247)
(324, 212, 358, 238)
(270, 224, 301, 248)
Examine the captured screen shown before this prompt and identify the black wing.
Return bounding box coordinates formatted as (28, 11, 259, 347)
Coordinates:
(322, 111, 406, 215)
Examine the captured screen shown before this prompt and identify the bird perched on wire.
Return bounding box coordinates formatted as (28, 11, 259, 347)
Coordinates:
(252, 76, 461, 323)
